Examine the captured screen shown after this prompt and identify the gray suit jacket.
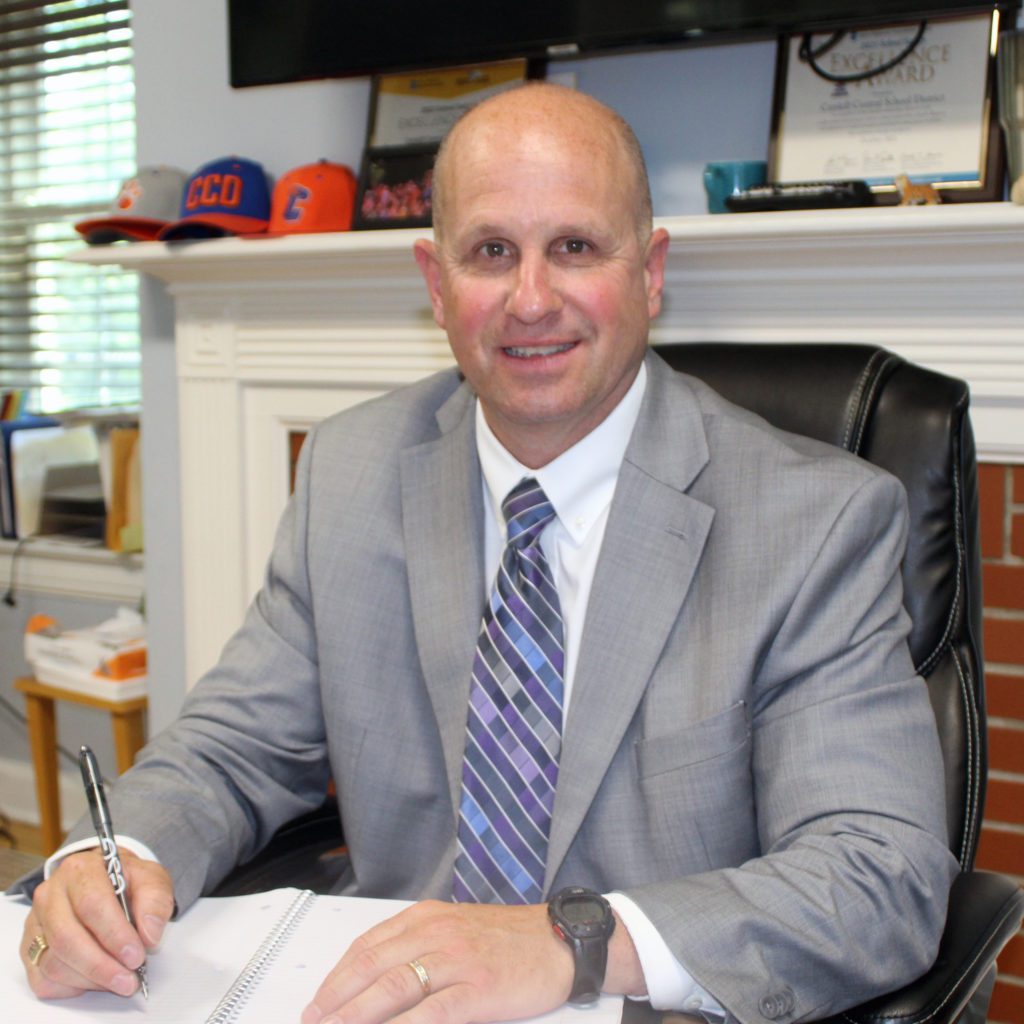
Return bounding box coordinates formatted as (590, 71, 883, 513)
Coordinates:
(86, 351, 957, 1023)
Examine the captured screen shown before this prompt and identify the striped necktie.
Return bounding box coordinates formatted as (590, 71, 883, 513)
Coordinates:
(452, 477, 565, 904)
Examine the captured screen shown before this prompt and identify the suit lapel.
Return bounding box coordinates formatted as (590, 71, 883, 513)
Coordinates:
(400, 383, 485, 821)
(546, 354, 716, 886)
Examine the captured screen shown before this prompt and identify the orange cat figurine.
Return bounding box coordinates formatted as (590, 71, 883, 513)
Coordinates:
(895, 173, 941, 205)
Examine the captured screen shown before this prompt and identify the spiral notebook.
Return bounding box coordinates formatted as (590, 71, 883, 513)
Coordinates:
(1, 888, 624, 1023)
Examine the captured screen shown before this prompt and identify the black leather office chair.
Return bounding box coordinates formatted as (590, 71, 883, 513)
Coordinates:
(654, 343, 1023, 1024)
(216, 342, 1023, 1024)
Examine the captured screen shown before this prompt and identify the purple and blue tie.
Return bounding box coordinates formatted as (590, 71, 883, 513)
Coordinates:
(453, 477, 565, 904)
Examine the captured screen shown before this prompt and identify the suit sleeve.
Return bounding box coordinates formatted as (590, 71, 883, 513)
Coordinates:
(59, 424, 333, 911)
(623, 471, 960, 1024)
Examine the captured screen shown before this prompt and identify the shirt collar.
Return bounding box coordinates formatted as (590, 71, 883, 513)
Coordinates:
(476, 361, 647, 543)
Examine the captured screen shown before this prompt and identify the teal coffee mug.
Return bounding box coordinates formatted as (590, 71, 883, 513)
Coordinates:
(703, 160, 767, 214)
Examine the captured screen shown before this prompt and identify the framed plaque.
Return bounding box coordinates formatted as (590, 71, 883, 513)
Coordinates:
(355, 58, 531, 229)
(367, 58, 529, 149)
(769, 9, 1005, 202)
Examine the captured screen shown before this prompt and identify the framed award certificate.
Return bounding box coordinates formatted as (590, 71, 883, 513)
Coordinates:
(769, 9, 1005, 202)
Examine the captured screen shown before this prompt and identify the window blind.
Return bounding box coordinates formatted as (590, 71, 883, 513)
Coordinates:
(0, 0, 137, 414)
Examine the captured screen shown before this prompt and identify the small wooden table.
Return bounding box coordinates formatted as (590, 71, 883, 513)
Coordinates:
(14, 676, 147, 856)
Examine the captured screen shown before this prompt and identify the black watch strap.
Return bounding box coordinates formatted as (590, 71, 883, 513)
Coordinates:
(567, 931, 609, 1003)
(548, 886, 616, 1005)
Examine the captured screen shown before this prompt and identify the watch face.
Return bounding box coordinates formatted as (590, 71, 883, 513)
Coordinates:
(552, 889, 613, 939)
(561, 897, 600, 925)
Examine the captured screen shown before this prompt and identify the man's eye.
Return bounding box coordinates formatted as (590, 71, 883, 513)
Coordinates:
(563, 238, 589, 254)
(481, 242, 508, 258)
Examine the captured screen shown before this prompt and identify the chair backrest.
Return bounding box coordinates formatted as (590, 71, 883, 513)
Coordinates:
(654, 342, 985, 870)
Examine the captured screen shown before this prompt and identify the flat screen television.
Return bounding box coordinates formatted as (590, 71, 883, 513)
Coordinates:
(228, 1, 1017, 88)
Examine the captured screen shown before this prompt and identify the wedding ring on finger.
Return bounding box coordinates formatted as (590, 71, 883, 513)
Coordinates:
(27, 933, 49, 967)
(407, 958, 431, 997)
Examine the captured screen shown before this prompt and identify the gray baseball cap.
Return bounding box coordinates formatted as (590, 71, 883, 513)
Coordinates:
(75, 165, 188, 244)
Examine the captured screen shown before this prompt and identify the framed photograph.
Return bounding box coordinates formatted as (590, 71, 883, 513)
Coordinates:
(353, 144, 436, 230)
(768, 9, 1005, 202)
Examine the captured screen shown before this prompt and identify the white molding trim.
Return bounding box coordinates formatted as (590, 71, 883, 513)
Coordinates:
(0, 539, 143, 604)
(70, 205, 1024, 685)
(71, 204, 1024, 461)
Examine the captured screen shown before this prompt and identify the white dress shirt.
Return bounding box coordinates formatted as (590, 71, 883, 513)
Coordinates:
(476, 363, 723, 1017)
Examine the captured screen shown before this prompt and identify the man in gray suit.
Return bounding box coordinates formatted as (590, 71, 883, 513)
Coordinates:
(20, 84, 957, 1024)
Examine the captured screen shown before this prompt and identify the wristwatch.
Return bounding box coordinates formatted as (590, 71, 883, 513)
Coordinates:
(547, 886, 616, 1005)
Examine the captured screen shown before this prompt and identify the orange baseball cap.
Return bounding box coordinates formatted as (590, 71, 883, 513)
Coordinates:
(266, 160, 357, 235)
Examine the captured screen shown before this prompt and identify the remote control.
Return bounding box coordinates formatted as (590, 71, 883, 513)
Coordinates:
(725, 180, 875, 212)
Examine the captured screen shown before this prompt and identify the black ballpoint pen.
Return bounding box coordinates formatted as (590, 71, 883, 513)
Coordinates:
(78, 745, 149, 999)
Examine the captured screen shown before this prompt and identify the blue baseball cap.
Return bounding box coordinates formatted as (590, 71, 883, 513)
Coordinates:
(158, 156, 271, 239)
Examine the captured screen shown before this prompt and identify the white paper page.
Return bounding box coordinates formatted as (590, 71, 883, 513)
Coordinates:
(2, 891, 624, 1024)
(234, 894, 623, 1024)
(227, 893, 404, 1021)
(1, 889, 305, 1021)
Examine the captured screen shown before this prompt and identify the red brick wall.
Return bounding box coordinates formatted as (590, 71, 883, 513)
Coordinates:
(978, 464, 1024, 1024)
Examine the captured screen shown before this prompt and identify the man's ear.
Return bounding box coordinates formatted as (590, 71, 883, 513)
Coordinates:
(644, 227, 671, 320)
(413, 239, 446, 330)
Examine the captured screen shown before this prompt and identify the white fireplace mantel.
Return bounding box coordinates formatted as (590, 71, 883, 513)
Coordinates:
(72, 203, 1024, 685)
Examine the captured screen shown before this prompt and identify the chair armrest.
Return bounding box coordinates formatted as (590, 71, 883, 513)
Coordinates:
(210, 800, 349, 897)
(831, 871, 1024, 1024)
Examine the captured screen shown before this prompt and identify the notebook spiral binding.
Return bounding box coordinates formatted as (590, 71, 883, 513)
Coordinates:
(205, 888, 316, 1024)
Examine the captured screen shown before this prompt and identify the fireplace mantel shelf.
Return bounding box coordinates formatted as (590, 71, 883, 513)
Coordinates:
(70, 202, 1024, 684)
(70, 202, 1024, 280)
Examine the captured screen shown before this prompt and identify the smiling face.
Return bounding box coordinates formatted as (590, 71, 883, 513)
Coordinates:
(414, 86, 669, 468)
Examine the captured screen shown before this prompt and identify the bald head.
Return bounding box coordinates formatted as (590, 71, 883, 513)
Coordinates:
(411, 80, 670, 467)
(431, 83, 653, 244)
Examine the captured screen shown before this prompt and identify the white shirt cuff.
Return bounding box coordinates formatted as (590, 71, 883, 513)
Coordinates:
(606, 891, 726, 1018)
(43, 835, 160, 879)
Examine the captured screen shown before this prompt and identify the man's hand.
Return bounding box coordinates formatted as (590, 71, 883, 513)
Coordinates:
(301, 900, 645, 1024)
(20, 847, 174, 999)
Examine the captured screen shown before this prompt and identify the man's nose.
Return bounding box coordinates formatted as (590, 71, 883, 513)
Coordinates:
(505, 254, 562, 323)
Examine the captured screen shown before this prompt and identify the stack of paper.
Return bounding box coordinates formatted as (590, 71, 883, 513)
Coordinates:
(24, 606, 147, 701)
